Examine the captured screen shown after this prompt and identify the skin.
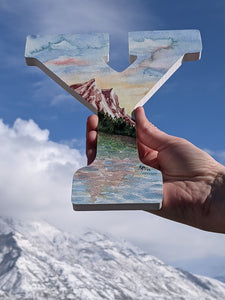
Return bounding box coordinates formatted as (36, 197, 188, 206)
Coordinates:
(86, 107, 225, 233)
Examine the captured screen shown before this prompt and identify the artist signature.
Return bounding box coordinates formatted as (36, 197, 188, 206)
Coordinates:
(139, 165, 152, 174)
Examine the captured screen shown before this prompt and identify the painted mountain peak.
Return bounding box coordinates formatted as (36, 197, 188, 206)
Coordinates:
(70, 78, 134, 126)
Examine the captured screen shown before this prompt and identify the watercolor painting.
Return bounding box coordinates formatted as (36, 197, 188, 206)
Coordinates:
(25, 30, 202, 210)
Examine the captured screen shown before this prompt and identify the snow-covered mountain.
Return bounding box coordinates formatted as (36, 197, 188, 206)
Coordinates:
(0, 217, 225, 299)
(70, 79, 134, 125)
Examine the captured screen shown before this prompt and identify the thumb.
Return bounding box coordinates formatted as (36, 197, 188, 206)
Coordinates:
(135, 107, 172, 151)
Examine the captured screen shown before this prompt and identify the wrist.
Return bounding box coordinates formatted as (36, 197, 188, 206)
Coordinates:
(206, 164, 225, 233)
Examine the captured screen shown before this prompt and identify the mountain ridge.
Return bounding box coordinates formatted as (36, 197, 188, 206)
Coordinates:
(0, 217, 225, 299)
(70, 79, 134, 125)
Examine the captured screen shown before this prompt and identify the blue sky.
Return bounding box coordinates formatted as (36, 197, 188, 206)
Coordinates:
(1, 0, 225, 279)
(1, 0, 225, 155)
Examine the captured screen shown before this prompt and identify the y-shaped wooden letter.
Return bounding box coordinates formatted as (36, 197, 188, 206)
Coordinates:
(25, 30, 202, 210)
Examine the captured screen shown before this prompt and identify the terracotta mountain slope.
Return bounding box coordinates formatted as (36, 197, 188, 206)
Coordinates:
(70, 79, 134, 125)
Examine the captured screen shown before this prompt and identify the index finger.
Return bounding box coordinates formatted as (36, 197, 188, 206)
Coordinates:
(86, 115, 98, 165)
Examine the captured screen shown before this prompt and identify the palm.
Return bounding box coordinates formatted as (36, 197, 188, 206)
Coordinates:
(135, 107, 225, 230)
(137, 131, 220, 229)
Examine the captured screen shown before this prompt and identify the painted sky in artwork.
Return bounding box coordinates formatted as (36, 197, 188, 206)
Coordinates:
(25, 30, 201, 115)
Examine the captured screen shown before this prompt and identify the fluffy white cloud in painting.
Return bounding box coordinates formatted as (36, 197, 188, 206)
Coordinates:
(0, 118, 85, 215)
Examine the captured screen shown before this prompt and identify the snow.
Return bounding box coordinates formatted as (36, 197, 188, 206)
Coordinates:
(0, 217, 225, 299)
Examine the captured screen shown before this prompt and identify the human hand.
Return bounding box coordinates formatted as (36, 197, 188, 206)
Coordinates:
(86, 107, 225, 233)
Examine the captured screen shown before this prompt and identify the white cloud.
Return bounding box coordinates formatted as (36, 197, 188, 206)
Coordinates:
(215, 152, 225, 163)
(203, 148, 225, 165)
(30, 77, 82, 110)
(0, 0, 161, 36)
(1, 0, 162, 69)
(13, 118, 49, 141)
(0, 117, 225, 277)
(50, 92, 78, 107)
(0, 117, 85, 215)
